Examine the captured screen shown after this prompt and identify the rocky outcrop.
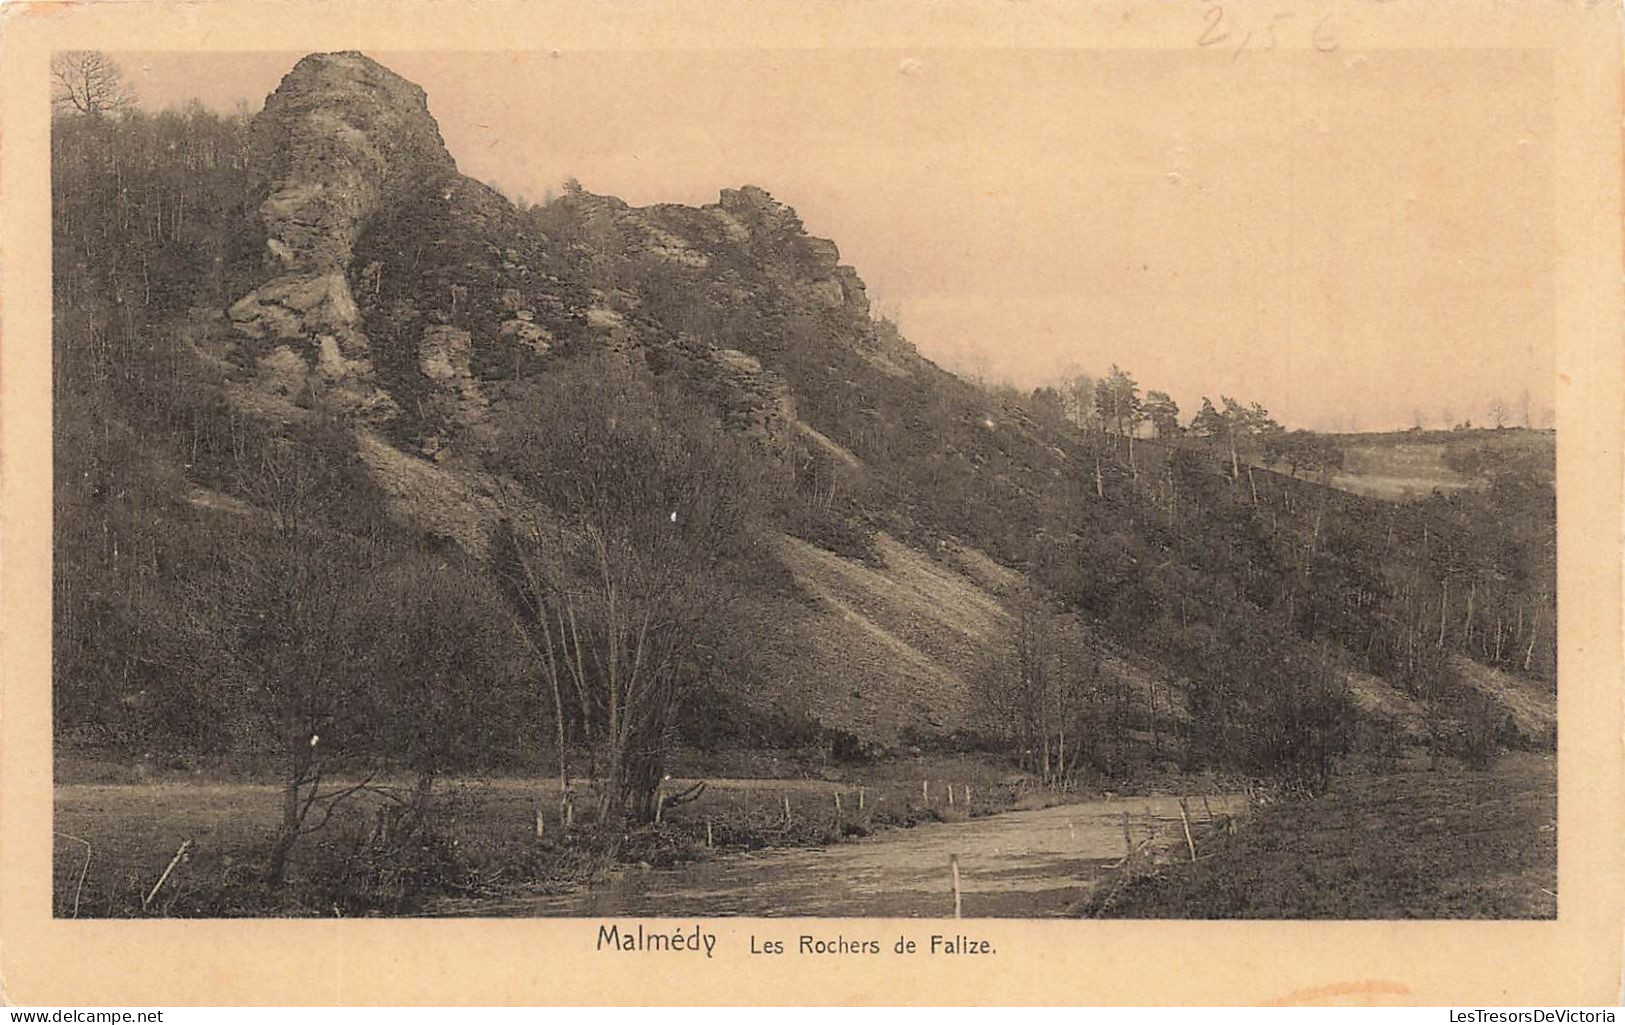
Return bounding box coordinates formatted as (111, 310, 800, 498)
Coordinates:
(249, 52, 453, 271)
(221, 51, 898, 553)
(712, 186, 870, 315)
(717, 185, 805, 238)
(228, 51, 458, 421)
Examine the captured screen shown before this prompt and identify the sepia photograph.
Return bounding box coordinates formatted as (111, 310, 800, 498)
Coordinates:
(42, 39, 1567, 924)
(5, 0, 1624, 1007)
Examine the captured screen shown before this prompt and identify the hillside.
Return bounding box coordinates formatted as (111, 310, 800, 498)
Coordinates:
(52, 52, 1151, 760)
(52, 51, 1555, 802)
(213, 52, 1174, 751)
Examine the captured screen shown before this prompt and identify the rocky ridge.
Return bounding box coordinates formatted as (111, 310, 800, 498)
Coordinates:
(203, 51, 1053, 742)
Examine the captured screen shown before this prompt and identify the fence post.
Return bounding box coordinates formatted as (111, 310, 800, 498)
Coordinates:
(783, 793, 793, 828)
(1178, 796, 1197, 862)
(858, 787, 866, 812)
(950, 854, 963, 919)
(535, 807, 545, 839)
(706, 818, 714, 848)
(144, 839, 192, 910)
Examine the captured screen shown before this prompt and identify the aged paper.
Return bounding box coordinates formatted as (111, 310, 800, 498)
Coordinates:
(2, 0, 1621, 1006)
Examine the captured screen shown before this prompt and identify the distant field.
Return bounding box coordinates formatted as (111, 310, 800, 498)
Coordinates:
(1327, 443, 1476, 500)
(1091, 751, 1557, 919)
(1318, 429, 1554, 502)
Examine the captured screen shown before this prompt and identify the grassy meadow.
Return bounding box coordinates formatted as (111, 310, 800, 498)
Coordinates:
(1087, 751, 1557, 919)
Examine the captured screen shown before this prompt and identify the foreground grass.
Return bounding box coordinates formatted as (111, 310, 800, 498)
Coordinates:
(1087, 752, 1556, 919)
(53, 759, 1035, 918)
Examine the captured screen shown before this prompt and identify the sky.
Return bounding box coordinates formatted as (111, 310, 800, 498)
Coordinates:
(115, 48, 1554, 432)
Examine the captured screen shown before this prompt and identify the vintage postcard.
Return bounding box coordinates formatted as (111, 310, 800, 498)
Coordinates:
(1, 0, 1621, 1007)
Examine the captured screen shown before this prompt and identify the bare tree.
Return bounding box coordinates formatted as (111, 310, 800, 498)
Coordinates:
(351, 556, 530, 817)
(187, 425, 380, 886)
(202, 520, 366, 885)
(51, 51, 133, 118)
(495, 354, 770, 823)
(975, 588, 1101, 786)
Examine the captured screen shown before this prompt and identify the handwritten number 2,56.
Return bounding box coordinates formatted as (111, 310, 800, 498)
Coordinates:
(1199, 7, 1340, 54)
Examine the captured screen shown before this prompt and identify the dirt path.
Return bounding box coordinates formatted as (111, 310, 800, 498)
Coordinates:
(440, 793, 1243, 918)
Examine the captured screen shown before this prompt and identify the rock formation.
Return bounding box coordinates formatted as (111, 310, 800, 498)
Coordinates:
(206, 51, 1019, 740)
(227, 52, 462, 422)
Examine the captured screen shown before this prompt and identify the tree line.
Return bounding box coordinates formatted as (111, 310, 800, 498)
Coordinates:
(964, 361, 1554, 786)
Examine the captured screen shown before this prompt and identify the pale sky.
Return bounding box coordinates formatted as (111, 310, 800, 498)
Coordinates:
(115, 48, 1554, 431)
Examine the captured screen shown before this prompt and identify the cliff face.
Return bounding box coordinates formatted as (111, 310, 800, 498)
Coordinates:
(221, 53, 843, 464)
(227, 52, 459, 421)
(251, 51, 453, 273)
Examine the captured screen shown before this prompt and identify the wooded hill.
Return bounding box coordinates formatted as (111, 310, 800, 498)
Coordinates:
(53, 52, 1555, 824)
